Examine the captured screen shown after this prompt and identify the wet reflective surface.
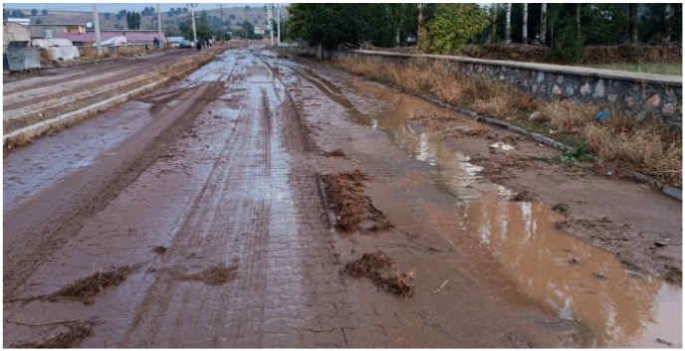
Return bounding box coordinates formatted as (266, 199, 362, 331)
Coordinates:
(285, 60, 682, 348)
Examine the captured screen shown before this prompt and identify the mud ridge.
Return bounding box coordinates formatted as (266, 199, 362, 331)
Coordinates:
(50, 266, 135, 305)
(321, 170, 392, 232)
(342, 251, 414, 298)
(11, 320, 96, 348)
(321, 149, 348, 158)
(175, 263, 239, 285)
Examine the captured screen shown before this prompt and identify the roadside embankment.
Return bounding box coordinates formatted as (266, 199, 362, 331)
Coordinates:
(3, 46, 225, 151)
(329, 50, 682, 191)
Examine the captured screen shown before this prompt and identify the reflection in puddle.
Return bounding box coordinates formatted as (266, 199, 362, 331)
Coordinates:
(461, 195, 681, 347)
(331, 73, 681, 348)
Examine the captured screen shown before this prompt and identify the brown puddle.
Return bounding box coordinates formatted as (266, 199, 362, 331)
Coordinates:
(329, 72, 682, 348)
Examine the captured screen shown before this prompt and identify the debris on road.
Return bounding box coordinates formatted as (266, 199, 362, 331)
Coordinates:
(49, 266, 134, 305)
(11, 320, 95, 348)
(322, 170, 392, 232)
(343, 252, 415, 298)
(174, 263, 239, 285)
(432, 279, 450, 294)
(511, 190, 534, 202)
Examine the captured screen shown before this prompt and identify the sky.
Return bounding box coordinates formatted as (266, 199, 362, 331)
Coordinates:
(3, 3, 263, 13)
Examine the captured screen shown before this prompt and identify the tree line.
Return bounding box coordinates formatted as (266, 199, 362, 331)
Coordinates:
(288, 3, 682, 60)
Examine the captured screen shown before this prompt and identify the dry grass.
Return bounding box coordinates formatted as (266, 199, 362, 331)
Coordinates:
(585, 123, 681, 186)
(541, 100, 599, 134)
(337, 56, 537, 120)
(335, 55, 681, 188)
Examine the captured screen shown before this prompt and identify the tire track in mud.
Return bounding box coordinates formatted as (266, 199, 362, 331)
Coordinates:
(122, 53, 351, 347)
(3, 69, 229, 298)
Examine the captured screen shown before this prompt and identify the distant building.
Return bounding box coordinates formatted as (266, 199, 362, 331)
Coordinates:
(254, 26, 265, 36)
(55, 30, 165, 46)
(29, 24, 87, 39)
(6, 18, 31, 26)
(3, 21, 31, 48)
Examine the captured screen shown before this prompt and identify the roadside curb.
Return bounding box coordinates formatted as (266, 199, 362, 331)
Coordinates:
(354, 73, 682, 202)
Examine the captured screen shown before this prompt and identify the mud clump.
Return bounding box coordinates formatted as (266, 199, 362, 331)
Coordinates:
(343, 252, 414, 298)
(511, 190, 534, 202)
(552, 203, 570, 214)
(50, 266, 134, 305)
(663, 266, 682, 285)
(12, 321, 94, 348)
(178, 264, 238, 285)
(322, 170, 392, 233)
(322, 149, 348, 158)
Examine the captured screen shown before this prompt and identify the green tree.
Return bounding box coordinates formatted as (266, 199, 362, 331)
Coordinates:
(30, 8, 38, 16)
(424, 4, 489, 53)
(126, 11, 141, 30)
(289, 4, 396, 49)
(42, 9, 47, 15)
(104, 12, 111, 20)
(241, 20, 254, 38)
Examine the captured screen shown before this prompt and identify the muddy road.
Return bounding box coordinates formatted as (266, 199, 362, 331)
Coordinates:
(3, 48, 681, 348)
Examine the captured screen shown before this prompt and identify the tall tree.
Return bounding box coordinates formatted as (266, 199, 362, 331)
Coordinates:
(417, 3, 425, 48)
(575, 4, 581, 41)
(664, 4, 673, 43)
(30, 8, 38, 16)
(505, 3, 512, 43)
(522, 3, 528, 43)
(629, 4, 638, 44)
(490, 3, 498, 43)
(540, 3, 547, 44)
(426, 3, 489, 53)
(126, 11, 141, 30)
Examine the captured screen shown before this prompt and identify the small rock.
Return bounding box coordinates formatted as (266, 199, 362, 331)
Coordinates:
(592, 80, 605, 98)
(591, 272, 608, 281)
(552, 203, 569, 213)
(624, 95, 636, 108)
(579, 82, 591, 96)
(528, 111, 549, 123)
(605, 170, 614, 177)
(646, 94, 661, 108)
(662, 103, 676, 116)
(552, 85, 562, 95)
(511, 191, 534, 202)
(566, 258, 580, 265)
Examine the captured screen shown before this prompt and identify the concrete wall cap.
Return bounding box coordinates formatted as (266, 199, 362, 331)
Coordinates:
(351, 49, 682, 86)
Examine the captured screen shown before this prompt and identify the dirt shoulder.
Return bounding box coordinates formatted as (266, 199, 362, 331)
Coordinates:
(272, 53, 681, 347)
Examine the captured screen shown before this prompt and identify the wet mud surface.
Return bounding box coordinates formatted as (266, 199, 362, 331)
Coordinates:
(3, 47, 681, 348)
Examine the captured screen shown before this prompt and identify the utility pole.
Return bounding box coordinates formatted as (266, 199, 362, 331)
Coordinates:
(540, 3, 547, 45)
(93, 3, 102, 56)
(157, 4, 163, 46)
(188, 3, 197, 43)
(276, 4, 281, 46)
(505, 3, 511, 44)
(268, 4, 274, 46)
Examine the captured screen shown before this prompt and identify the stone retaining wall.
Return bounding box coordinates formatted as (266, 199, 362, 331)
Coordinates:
(337, 50, 682, 127)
